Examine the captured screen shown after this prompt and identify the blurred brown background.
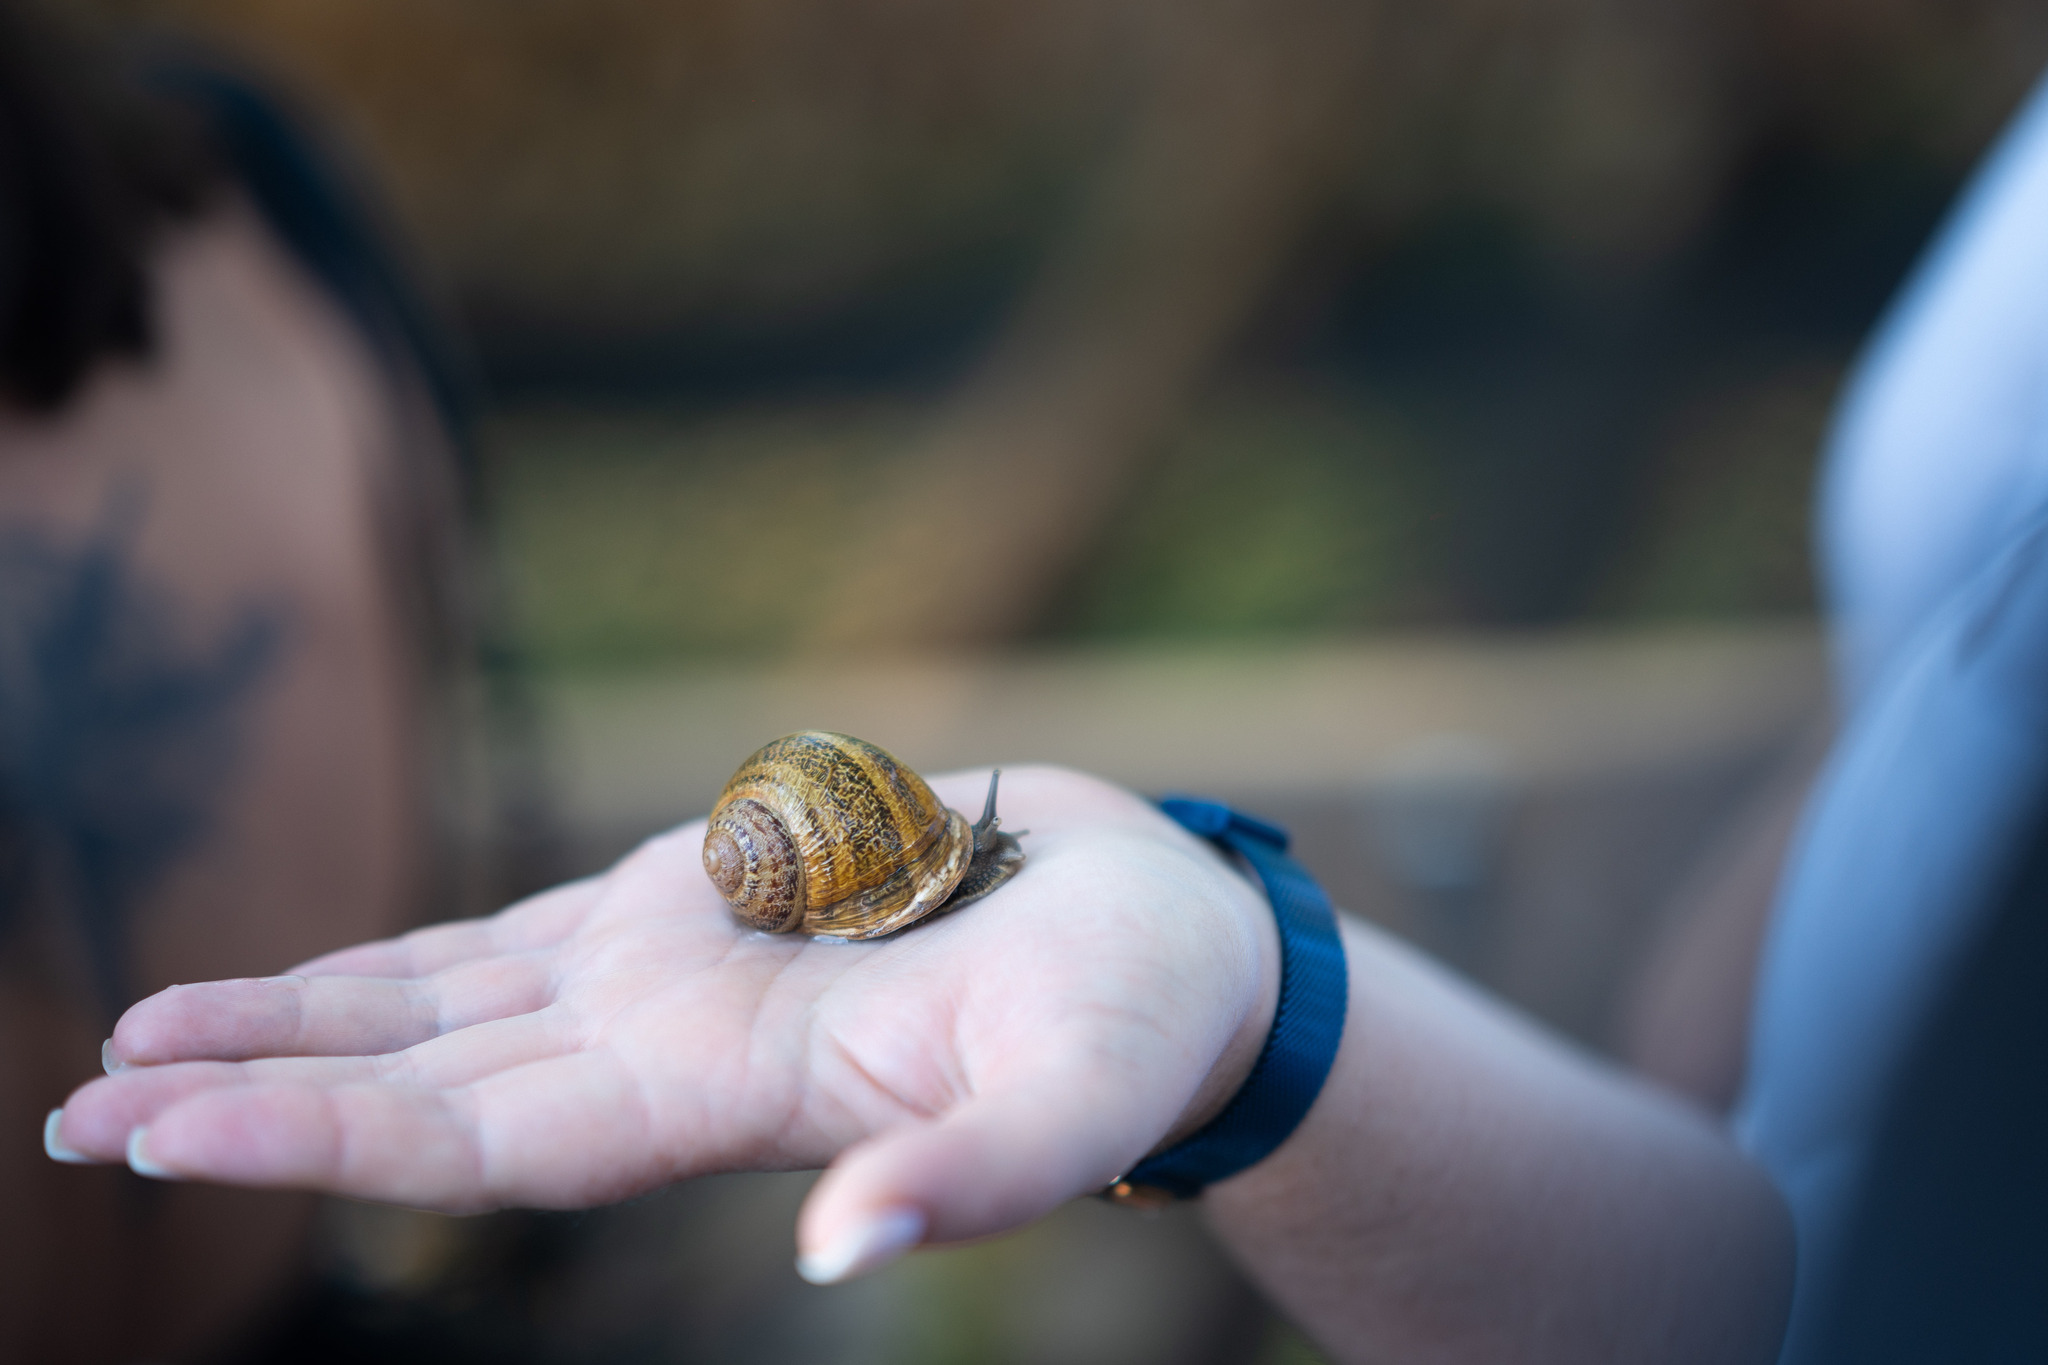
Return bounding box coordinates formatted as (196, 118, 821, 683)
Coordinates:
(44, 0, 2048, 1361)
(75, 0, 2048, 658)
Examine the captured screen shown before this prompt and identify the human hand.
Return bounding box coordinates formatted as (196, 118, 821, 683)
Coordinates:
(49, 766, 1277, 1282)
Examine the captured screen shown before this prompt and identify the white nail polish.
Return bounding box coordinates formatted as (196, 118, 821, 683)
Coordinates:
(126, 1128, 179, 1181)
(795, 1207, 925, 1285)
(44, 1110, 93, 1164)
(101, 1039, 126, 1075)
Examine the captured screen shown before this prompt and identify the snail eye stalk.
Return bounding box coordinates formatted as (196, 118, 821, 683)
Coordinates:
(971, 770, 1003, 848)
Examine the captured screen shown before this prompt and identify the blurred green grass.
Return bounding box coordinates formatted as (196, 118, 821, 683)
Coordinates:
(1049, 391, 1435, 640)
(485, 401, 926, 669)
(486, 374, 1829, 675)
(484, 388, 1439, 670)
(1255, 1323, 1337, 1365)
(1596, 366, 1836, 621)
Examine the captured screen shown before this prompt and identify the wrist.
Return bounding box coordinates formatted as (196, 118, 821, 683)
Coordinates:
(1160, 841, 1283, 1148)
(1108, 797, 1349, 1203)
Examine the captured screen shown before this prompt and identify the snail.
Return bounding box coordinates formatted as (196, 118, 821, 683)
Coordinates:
(702, 731, 1025, 939)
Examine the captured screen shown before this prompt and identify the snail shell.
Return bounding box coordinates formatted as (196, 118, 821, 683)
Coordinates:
(702, 731, 1024, 939)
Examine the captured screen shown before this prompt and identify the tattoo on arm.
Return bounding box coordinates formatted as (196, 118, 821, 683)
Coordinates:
(0, 489, 286, 1016)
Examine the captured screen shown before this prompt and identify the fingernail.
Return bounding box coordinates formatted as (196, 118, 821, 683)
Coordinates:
(260, 975, 305, 986)
(126, 1127, 179, 1181)
(44, 1110, 93, 1164)
(101, 1039, 126, 1075)
(795, 1207, 925, 1285)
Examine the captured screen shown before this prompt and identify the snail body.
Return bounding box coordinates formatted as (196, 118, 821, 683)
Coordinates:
(702, 731, 1024, 939)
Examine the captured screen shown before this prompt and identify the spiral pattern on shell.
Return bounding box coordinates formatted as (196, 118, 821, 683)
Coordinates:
(702, 798, 805, 931)
(702, 731, 977, 939)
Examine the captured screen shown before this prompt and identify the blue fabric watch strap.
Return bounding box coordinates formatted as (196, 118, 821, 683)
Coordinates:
(1105, 796, 1349, 1204)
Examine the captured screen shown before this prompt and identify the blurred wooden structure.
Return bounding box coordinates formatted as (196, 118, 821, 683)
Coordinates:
(545, 621, 1826, 1045)
(65, 0, 2048, 642)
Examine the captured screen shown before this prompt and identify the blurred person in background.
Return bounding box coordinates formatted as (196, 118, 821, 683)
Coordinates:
(35, 16, 2048, 1365)
(1657, 56, 2048, 1362)
(0, 2, 520, 1359)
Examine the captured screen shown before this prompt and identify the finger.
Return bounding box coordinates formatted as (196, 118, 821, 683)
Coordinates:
(126, 1082, 489, 1210)
(292, 876, 604, 979)
(64, 1055, 430, 1157)
(55, 1061, 269, 1160)
(794, 1050, 1176, 1284)
(58, 1053, 400, 1161)
(65, 1008, 583, 1162)
(110, 952, 557, 1065)
(124, 1047, 671, 1211)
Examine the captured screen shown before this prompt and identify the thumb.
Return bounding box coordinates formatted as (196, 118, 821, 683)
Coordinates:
(793, 1064, 1171, 1285)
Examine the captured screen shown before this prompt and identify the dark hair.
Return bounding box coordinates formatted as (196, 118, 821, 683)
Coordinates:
(0, 3, 556, 1007)
(0, 1, 217, 411)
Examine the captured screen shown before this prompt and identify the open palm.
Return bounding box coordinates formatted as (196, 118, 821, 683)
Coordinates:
(52, 766, 1275, 1278)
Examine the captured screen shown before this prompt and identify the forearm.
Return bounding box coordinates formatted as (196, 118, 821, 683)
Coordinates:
(1205, 917, 1793, 1365)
